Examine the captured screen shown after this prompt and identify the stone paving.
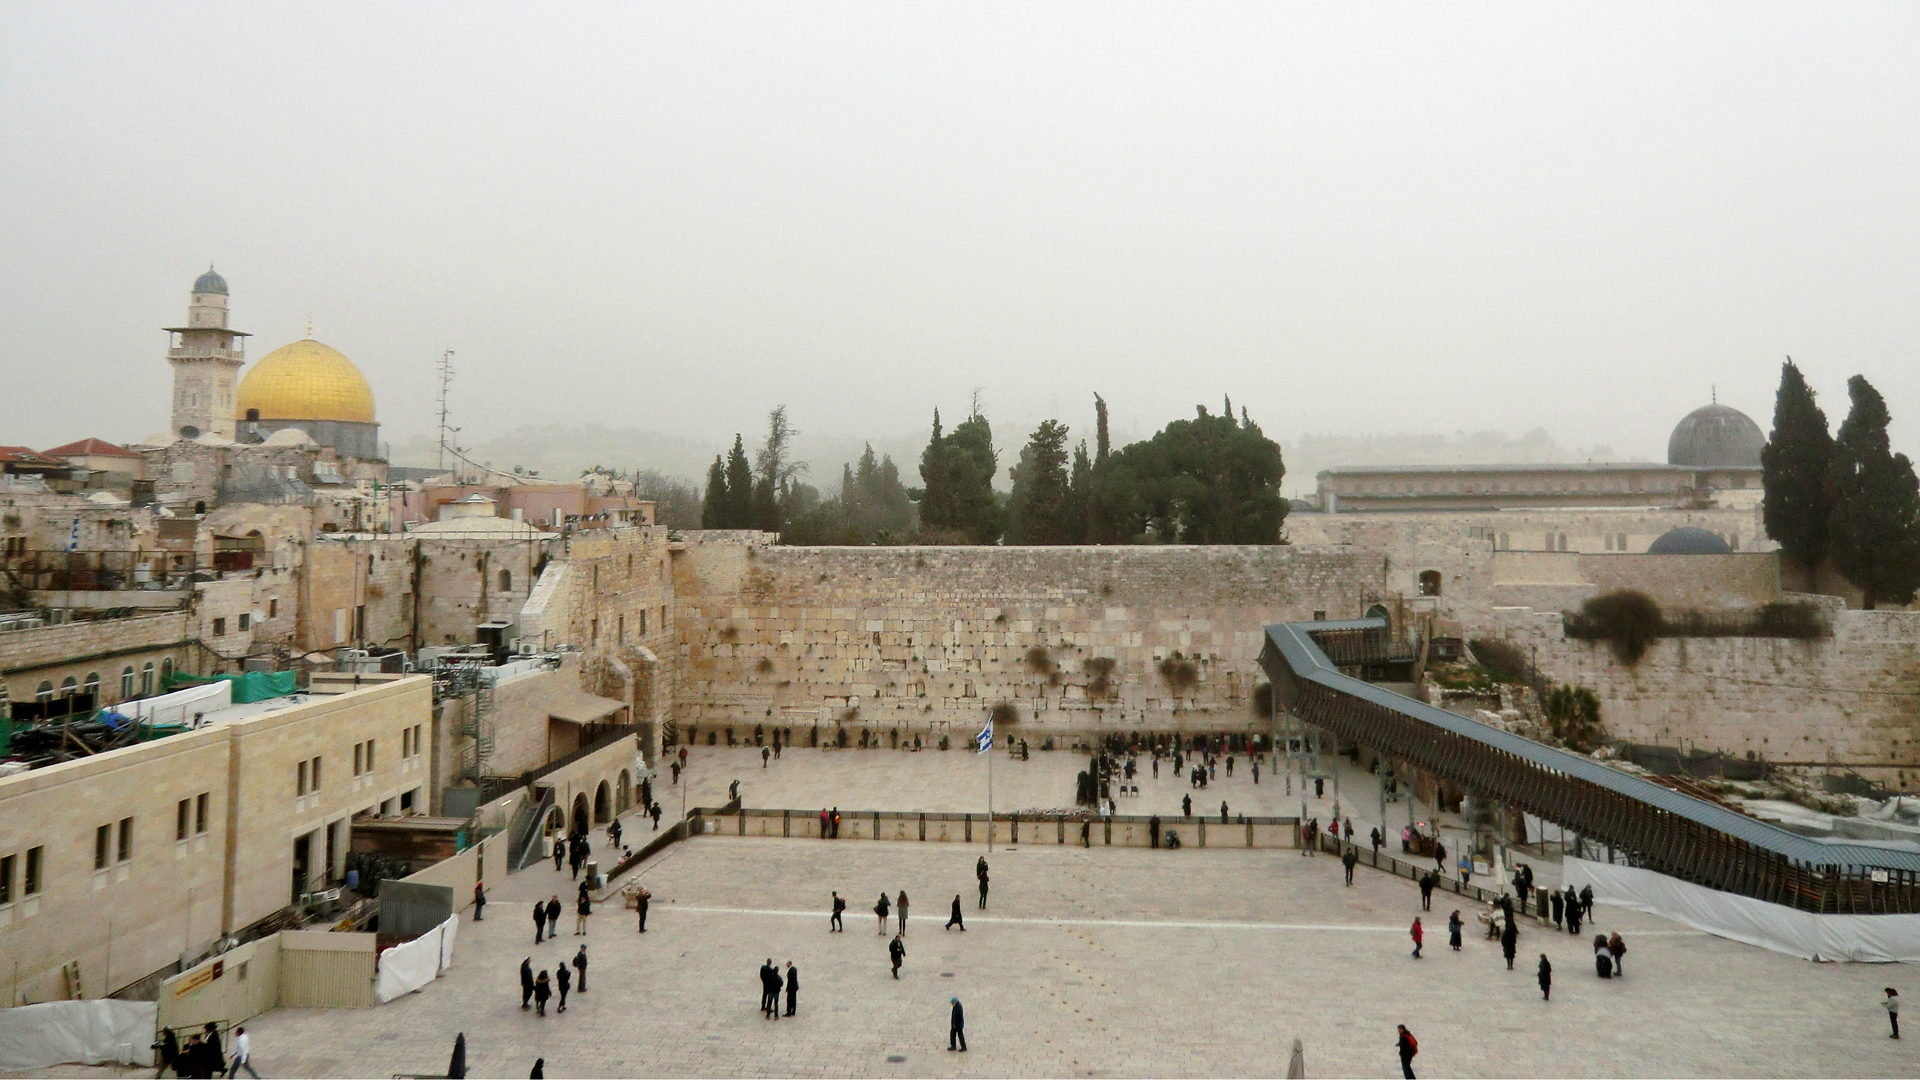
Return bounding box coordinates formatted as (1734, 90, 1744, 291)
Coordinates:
(235, 751, 1920, 1079)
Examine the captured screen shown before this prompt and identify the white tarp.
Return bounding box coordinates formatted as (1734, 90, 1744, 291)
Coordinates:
(374, 914, 459, 1003)
(1565, 857, 1920, 963)
(0, 999, 157, 1070)
(127, 679, 231, 727)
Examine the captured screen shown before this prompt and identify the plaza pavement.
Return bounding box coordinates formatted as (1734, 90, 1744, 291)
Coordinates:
(231, 747, 1919, 1078)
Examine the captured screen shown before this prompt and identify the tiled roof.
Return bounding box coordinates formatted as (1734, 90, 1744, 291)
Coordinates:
(41, 437, 142, 459)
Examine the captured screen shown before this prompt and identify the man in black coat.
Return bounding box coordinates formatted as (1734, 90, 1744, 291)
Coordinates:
(759, 959, 780, 1019)
(784, 961, 799, 1017)
(520, 958, 535, 1009)
(573, 945, 589, 992)
(545, 895, 562, 939)
(1342, 845, 1359, 886)
(889, 934, 905, 978)
(533, 902, 546, 944)
(554, 962, 571, 1013)
(1418, 871, 1435, 911)
(948, 997, 967, 1052)
(946, 894, 965, 931)
(1149, 815, 1161, 849)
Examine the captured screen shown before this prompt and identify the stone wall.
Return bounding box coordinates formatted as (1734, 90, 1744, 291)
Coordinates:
(415, 535, 552, 647)
(0, 612, 201, 708)
(1481, 602, 1920, 790)
(1486, 551, 1781, 613)
(669, 543, 1387, 743)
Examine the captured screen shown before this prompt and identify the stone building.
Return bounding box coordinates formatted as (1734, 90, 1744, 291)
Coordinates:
(164, 268, 248, 442)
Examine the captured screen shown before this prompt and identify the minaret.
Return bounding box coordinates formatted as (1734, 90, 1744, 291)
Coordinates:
(165, 267, 250, 439)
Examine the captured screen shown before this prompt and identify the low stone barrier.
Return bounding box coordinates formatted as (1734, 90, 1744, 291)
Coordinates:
(699, 806, 1302, 849)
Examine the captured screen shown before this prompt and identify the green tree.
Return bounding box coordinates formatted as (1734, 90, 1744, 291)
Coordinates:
(723, 435, 755, 528)
(1762, 359, 1835, 576)
(701, 455, 729, 528)
(1090, 403, 1287, 544)
(634, 469, 703, 529)
(918, 403, 1004, 543)
(752, 405, 805, 534)
(843, 444, 914, 542)
(1065, 441, 1092, 545)
(1006, 419, 1074, 544)
(1827, 375, 1920, 609)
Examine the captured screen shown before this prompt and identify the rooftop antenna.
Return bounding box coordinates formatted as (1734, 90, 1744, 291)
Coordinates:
(1712, 384, 1717, 404)
(437, 349, 457, 473)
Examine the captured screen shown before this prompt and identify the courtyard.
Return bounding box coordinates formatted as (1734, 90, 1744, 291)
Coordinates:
(231, 748, 1916, 1078)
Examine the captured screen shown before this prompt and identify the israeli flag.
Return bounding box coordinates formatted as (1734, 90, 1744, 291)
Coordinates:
(975, 719, 993, 754)
(63, 517, 80, 553)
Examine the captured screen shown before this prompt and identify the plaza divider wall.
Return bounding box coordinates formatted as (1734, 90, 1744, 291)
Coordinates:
(692, 807, 1302, 849)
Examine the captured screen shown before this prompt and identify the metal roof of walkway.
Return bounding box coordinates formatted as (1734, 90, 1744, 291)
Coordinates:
(1260, 618, 1920, 914)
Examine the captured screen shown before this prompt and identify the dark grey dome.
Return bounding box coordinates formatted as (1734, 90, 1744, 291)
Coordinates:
(193, 266, 228, 296)
(1648, 526, 1733, 555)
(1668, 403, 1763, 467)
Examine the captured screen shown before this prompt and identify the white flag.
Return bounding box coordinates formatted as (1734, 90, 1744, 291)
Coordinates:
(975, 719, 993, 754)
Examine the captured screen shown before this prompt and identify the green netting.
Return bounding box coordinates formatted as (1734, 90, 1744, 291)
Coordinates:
(217, 671, 298, 703)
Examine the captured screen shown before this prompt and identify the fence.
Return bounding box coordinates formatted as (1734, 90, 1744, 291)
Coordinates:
(685, 806, 1303, 850)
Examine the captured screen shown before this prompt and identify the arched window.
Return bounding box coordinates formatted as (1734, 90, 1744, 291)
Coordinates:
(141, 662, 156, 697)
(1418, 570, 1443, 597)
(84, 671, 100, 699)
(1543, 533, 1556, 551)
(1730, 532, 1740, 550)
(1604, 534, 1614, 551)
(59, 676, 77, 696)
(1498, 532, 1510, 550)
(121, 667, 135, 700)
(37, 681, 54, 703)
(1616, 533, 1627, 552)
(160, 658, 173, 685)
(1558, 533, 1570, 552)
(498, 569, 511, 592)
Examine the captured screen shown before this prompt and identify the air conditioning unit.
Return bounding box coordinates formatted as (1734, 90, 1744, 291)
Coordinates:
(516, 641, 539, 657)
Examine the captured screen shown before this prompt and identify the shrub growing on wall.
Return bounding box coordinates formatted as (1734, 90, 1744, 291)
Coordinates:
(1544, 684, 1604, 752)
(1565, 590, 1663, 665)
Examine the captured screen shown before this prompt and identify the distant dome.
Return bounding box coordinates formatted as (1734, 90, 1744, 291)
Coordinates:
(193, 266, 229, 295)
(261, 427, 316, 446)
(1668, 403, 1763, 467)
(1648, 526, 1733, 555)
(236, 338, 376, 424)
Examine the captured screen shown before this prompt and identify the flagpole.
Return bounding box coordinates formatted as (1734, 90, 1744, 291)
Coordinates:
(987, 723, 994, 854)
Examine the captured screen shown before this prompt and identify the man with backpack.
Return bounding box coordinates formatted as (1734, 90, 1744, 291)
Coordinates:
(1396, 1024, 1419, 1079)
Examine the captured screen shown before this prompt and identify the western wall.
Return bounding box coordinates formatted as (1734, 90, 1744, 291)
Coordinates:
(666, 537, 1390, 744)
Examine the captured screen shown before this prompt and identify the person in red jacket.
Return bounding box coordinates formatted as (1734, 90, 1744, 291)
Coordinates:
(1410, 917, 1424, 958)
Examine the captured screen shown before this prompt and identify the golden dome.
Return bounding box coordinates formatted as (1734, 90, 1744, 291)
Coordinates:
(236, 338, 376, 424)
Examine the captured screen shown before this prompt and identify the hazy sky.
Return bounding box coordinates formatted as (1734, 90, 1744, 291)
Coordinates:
(3, 2, 1916, 468)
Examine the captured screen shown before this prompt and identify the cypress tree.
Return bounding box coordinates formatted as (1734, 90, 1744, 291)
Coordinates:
(701, 454, 728, 528)
(918, 409, 951, 531)
(723, 435, 754, 528)
(1006, 420, 1073, 544)
(1761, 359, 1834, 575)
(1827, 375, 1920, 609)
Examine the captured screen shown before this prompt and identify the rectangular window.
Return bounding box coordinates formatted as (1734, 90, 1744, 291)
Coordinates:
(353, 743, 363, 776)
(365, 739, 374, 772)
(268, 598, 279, 619)
(95, 824, 111, 870)
(238, 612, 251, 631)
(297, 759, 309, 796)
(355, 605, 366, 640)
(639, 610, 647, 635)
(177, 799, 191, 841)
(117, 817, 133, 862)
(196, 792, 209, 834)
(24, 848, 41, 896)
(414, 724, 423, 756)
(618, 614, 625, 642)
(0, 853, 13, 905)
(311, 756, 321, 791)
(212, 617, 226, 636)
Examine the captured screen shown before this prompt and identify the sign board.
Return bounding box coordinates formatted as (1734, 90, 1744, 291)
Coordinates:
(1872, 869, 1890, 884)
(172, 959, 223, 998)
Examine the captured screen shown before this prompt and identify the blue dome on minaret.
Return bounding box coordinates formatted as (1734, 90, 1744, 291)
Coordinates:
(193, 266, 229, 295)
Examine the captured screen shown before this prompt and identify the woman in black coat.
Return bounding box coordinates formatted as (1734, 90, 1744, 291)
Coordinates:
(1537, 954, 1553, 1000)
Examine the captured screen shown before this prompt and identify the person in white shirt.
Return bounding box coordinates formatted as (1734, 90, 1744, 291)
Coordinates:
(226, 1027, 260, 1079)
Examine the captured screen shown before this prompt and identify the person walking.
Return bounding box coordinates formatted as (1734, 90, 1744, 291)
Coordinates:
(946, 894, 966, 931)
(1395, 1024, 1418, 1079)
(1371, 826, 1382, 855)
(609, 818, 623, 849)
(1081, 819, 1091, 847)
(977, 857, 989, 909)
(204, 1022, 223, 1075)
(650, 802, 662, 831)
(1150, 815, 1162, 849)
(520, 958, 536, 1009)
(1220, 801, 1229, 824)
(897, 890, 909, 936)
(553, 837, 564, 872)
(876, 892, 891, 935)
(948, 998, 968, 1052)
(1458, 853, 1473, 886)
(1342, 845, 1359, 886)
(1594, 935, 1613, 978)
(1410, 917, 1424, 959)
(1565, 887, 1583, 935)
(1886, 987, 1901, 1039)
(1182, 793, 1192, 818)
(1580, 884, 1595, 922)
(635, 886, 651, 933)
(1501, 918, 1519, 970)
(1550, 889, 1564, 929)
(575, 888, 592, 935)
(555, 962, 571, 1013)
(1447, 910, 1463, 951)
(889, 933, 906, 978)
(762, 746, 771, 768)
(832, 808, 842, 838)
(474, 882, 487, 922)
(730, 779, 741, 803)
(784, 962, 799, 1017)
(530, 1059, 545, 1079)
(830, 891, 846, 932)
(1538, 954, 1553, 1000)
(533, 902, 547, 944)
(1418, 871, 1435, 912)
(225, 1027, 260, 1079)
(532, 970, 552, 1017)
(545, 895, 562, 940)
(572, 945, 588, 992)
(1608, 932, 1626, 976)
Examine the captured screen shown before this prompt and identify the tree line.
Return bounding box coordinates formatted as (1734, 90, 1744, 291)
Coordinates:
(1762, 361, 1920, 609)
(698, 394, 1289, 546)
